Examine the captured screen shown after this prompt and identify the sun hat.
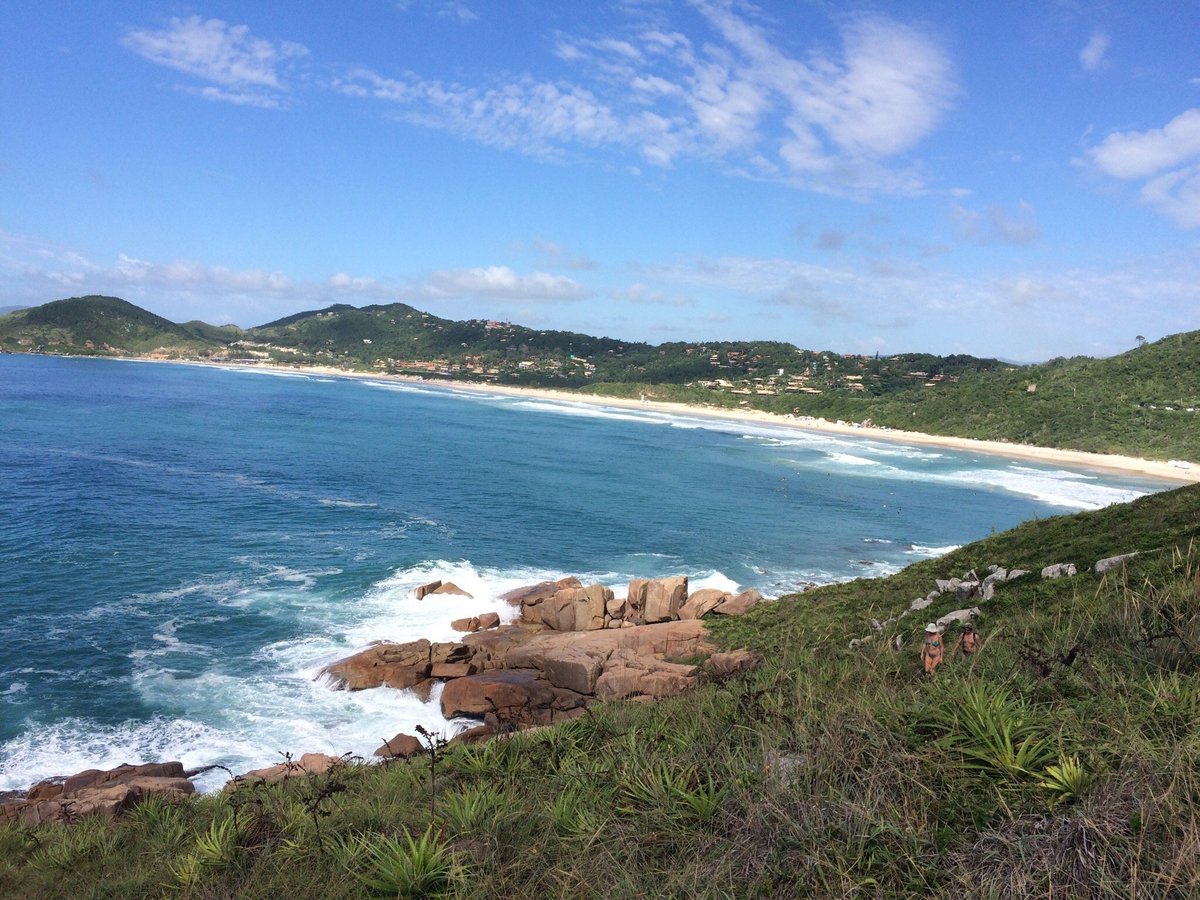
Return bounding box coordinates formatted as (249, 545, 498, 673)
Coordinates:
(925, 623, 939, 633)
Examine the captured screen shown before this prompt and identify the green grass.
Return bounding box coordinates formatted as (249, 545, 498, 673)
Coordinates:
(1, 486, 1199, 898)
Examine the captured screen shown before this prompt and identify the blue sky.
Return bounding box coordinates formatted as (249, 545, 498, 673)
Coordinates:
(2, 1, 1199, 360)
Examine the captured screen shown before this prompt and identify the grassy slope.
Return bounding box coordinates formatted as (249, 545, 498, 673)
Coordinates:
(0, 296, 218, 355)
(3, 484, 1199, 898)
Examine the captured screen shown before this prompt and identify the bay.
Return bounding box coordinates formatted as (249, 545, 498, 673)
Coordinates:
(0, 354, 1169, 790)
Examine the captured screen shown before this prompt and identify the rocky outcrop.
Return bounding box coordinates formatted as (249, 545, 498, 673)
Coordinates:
(1041, 563, 1078, 579)
(415, 580, 442, 599)
(501, 576, 582, 605)
(712, 589, 763, 617)
(595, 653, 700, 700)
(318, 639, 434, 692)
(230, 753, 344, 789)
(374, 732, 423, 759)
(440, 671, 587, 727)
(644, 576, 688, 623)
(680, 588, 728, 620)
(320, 574, 759, 734)
(705, 648, 761, 679)
(1095, 552, 1138, 574)
(428, 582, 473, 599)
(936, 607, 980, 629)
(1, 762, 195, 826)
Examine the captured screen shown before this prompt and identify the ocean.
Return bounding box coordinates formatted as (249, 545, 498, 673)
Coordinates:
(0, 354, 1171, 791)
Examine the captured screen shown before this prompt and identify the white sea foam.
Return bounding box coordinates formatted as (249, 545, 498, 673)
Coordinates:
(784, 451, 1147, 511)
(825, 452, 881, 467)
(512, 400, 670, 426)
(906, 544, 962, 557)
(362, 380, 431, 395)
(319, 498, 379, 509)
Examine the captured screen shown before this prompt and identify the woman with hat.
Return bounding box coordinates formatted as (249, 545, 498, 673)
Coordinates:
(920, 623, 944, 676)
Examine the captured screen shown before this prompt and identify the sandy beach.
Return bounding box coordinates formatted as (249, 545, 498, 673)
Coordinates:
(157, 358, 1199, 486)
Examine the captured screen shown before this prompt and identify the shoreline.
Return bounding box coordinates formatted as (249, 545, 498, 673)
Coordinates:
(22, 352, 1200, 484)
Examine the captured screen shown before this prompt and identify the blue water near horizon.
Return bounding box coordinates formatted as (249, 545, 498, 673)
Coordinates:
(0, 354, 1172, 790)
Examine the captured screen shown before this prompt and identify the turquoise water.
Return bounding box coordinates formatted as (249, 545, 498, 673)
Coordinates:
(0, 354, 1169, 790)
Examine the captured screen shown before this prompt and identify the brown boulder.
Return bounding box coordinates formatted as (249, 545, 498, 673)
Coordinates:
(429, 582, 473, 598)
(595, 654, 699, 700)
(414, 580, 442, 599)
(232, 752, 342, 789)
(374, 732, 423, 759)
(502, 576, 582, 609)
(440, 671, 550, 719)
(679, 588, 728, 620)
(318, 640, 432, 691)
(574, 584, 612, 631)
(477, 612, 501, 630)
(430, 642, 471, 665)
(62, 761, 188, 795)
(506, 619, 715, 671)
(626, 578, 648, 615)
(713, 588, 763, 617)
(542, 648, 606, 695)
(450, 616, 480, 633)
(644, 576, 688, 623)
(706, 649, 761, 678)
(462, 624, 537, 670)
(440, 671, 585, 725)
(1, 762, 195, 826)
(539, 590, 577, 631)
(447, 724, 497, 746)
(431, 661, 478, 679)
(26, 780, 64, 801)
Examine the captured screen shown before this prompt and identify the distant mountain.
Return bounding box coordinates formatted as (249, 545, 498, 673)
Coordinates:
(0, 304, 30, 316)
(0, 295, 222, 355)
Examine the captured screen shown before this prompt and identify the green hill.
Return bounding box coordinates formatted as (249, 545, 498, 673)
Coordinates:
(3, 483, 1198, 897)
(0, 295, 221, 356)
(770, 330, 1200, 460)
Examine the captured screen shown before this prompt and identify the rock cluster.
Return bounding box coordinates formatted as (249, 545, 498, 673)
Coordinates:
(1, 762, 196, 826)
(850, 550, 1139, 650)
(227, 752, 346, 790)
(513, 575, 762, 631)
(321, 575, 764, 744)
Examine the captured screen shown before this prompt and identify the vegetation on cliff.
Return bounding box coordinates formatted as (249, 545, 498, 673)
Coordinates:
(2, 483, 1198, 898)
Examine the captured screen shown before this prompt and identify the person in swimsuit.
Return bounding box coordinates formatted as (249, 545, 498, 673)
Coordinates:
(921, 623, 944, 676)
(953, 622, 982, 657)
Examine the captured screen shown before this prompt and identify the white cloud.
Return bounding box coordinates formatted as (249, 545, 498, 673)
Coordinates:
(1079, 31, 1110, 72)
(338, 7, 955, 195)
(424, 266, 592, 301)
(397, 1, 479, 23)
(1086, 108, 1200, 227)
(1088, 108, 1200, 179)
(122, 17, 307, 106)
